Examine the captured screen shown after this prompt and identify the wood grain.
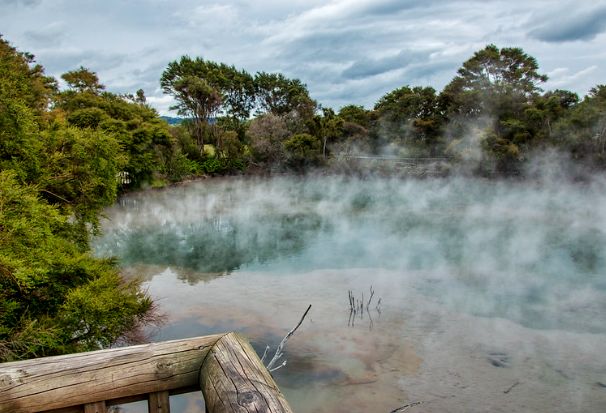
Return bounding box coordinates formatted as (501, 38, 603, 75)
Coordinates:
(148, 391, 170, 413)
(0, 334, 223, 413)
(200, 332, 294, 413)
(83, 402, 106, 413)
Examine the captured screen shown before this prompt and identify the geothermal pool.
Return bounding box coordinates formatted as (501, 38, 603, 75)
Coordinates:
(93, 176, 606, 412)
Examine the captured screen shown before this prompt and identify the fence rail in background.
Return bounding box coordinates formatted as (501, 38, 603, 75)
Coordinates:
(336, 155, 451, 172)
(0, 332, 294, 413)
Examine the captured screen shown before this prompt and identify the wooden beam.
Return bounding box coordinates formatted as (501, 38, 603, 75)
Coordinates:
(0, 334, 224, 413)
(200, 332, 294, 413)
(84, 401, 106, 413)
(45, 407, 83, 413)
(148, 391, 170, 413)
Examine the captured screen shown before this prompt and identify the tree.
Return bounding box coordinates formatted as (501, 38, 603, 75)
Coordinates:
(39, 126, 124, 230)
(0, 36, 56, 182)
(338, 105, 371, 129)
(135, 88, 146, 104)
(254, 72, 316, 119)
(54, 76, 174, 188)
(161, 56, 255, 121)
(0, 172, 152, 361)
(170, 75, 221, 150)
(523, 89, 579, 142)
(441, 45, 549, 173)
(61, 66, 105, 94)
(246, 113, 290, 167)
(0, 35, 56, 119)
(283, 133, 322, 171)
(552, 85, 606, 167)
(161, 57, 257, 153)
(374, 86, 444, 155)
(442, 44, 547, 118)
(0, 37, 158, 361)
(309, 108, 343, 158)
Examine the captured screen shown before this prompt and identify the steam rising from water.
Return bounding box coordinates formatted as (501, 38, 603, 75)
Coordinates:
(95, 176, 606, 333)
(93, 175, 606, 412)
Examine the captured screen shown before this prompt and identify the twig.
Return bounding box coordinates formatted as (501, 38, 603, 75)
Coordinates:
(269, 360, 287, 372)
(503, 380, 520, 394)
(367, 285, 375, 309)
(266, 304, 312, 371)
(390, 401, 423, 412)
(260, 345, 270, 363)
(40, 189, 71, 204)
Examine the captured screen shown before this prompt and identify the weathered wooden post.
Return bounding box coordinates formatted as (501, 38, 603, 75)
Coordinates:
(200, 333, 294, 413)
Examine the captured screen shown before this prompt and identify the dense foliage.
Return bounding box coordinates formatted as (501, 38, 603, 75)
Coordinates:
(0, 36, 156, 361)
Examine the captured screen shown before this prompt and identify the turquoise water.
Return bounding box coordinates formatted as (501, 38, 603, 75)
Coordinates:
(94, 176, 606, 412)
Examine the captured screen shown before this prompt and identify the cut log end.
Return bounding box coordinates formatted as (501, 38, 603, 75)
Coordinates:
(200, 332, 294, 413)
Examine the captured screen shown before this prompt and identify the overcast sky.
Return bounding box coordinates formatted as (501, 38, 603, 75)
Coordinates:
(1, 0, 605, 115)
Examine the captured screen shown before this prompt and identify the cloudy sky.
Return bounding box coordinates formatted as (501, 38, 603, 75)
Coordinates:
(1, 0, 605, 115)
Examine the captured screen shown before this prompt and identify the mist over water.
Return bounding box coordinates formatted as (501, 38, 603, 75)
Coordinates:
(94, 175, 606, 412)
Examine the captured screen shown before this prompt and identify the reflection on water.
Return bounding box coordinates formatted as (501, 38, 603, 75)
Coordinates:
(94, 176, 606, 412)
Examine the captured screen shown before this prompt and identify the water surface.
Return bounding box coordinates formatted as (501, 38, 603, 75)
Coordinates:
(94, 176, 606, 412)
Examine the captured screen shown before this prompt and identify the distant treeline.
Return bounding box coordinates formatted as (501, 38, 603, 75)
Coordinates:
(157, 45, 606, 178)
(1, 35, 605, 360)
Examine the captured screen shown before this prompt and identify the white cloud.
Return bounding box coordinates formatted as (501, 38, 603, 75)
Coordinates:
(546, 66, 599, 90)
(0, 0, 604, 115)
(146, 95, 175, 115)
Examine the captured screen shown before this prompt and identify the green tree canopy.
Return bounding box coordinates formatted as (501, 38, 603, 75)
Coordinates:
(54, 76, 173, 188)
(338, 105, 372, 129)
(0, 36, 57, 182)
(161, 56, 255, 121)
(442, 44, 548, 118)
(283, 133, 322, 171)
(373, 86, 444, 156)
(254, 71, 316, 118)
(61, 66, 105, 94)
(551, 85, 606, 167)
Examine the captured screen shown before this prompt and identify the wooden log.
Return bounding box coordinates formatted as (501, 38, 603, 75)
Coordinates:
(0, 334, 224, 413)
(45, 407, 83, 413)
(148, 391, 170, 413)
(200, 332, 294, 413)
(83, 402, 106, 413)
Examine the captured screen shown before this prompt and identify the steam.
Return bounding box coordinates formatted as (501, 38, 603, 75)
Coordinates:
(94, 174, 606, 334)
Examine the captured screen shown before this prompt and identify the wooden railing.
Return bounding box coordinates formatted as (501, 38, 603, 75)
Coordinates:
(0, 332, 294, 413)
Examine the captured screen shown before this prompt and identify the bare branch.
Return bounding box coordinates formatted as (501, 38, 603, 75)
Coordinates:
(266, 304, 311, 371)
(269, 360, 287, 373)
(504, 380, 520, 394)
(367, 285, 375, 309)
(260, 345, 270, 364)
(390, 401, 423, 412)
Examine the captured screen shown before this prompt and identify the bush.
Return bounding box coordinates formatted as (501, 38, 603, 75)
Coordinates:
(0, 172, 153, 361)
(202, 157, 227, 174)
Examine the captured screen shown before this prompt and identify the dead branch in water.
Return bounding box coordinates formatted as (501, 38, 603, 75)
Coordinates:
(348, 286, 381, 328)
(266, 304, 312, 372)
(504, 380, 520, 394)
(367, 285, 375, 308)
(390, 401, 424, 412)
(260, 345, 270, 363)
